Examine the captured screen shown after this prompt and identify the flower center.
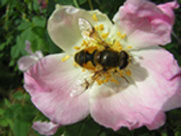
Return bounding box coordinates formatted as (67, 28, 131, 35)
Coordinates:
(63, 14, 133, 88)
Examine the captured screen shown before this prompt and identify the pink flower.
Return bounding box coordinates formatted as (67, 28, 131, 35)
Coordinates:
(22, 0, 181, 135)
(38, 0, 48, 9)
(18, 40, 43, 72)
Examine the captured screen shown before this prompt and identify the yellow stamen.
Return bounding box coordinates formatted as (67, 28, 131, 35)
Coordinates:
(117, 69, 123, 77)
(74, 46, 81, 50)
(117, 32, 122, 37)
(95, 26, 99, 31)
(61, 55, 70, 62)
(85, 46, 97, 54)
(120, 33, 126, 39)
(97, 79, 104, 85)
(125, 69, 132, 76)
(110, 78, 119, 85)
(103, 77, 109, 83)
(73, 62, 79, 67)
(117, 32, 127, 39)
(127, 46, 133, 49)
(82, 68, 86, 72)
(92, 14, 98, 22)
(101, 32, 109, 39)
(81, 40, 89, 47)
(98, 24, 104, 31)
(112, 40, 123, 51)
(104, 73, 111, 78)
(94, 24, 104, 32)
(83, 61, 95, 70)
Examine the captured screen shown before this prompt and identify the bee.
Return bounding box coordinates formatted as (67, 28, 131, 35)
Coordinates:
(74, 46, 129, 71)
(75, 18, 130, 89)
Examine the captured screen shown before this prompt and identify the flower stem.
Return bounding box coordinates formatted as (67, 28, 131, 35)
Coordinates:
(73, 0, 79, 8)
(88, 0, 94, 10)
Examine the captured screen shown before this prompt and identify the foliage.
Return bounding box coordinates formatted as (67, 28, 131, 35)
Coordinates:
(0, 0, 181, 136)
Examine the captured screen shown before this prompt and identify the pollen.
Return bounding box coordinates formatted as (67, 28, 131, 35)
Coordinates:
(73, 62, 79, 67)
(95, 26, 99, 31)
(81, 40, 89, 47)
(74, 46, 81, 50)
(98, 24, 104, 31)
(61, 55, 70, 62)
(82, 68, 86, 72)
(121, 34, 126, 39)
(83, 61, 95, 70)
(86, 46, 97, 54)
(117, 69, 123, 77)
(117, 32, 127, 39)
(95, 24, 104, 31)
(101, 32, 109, 39)
(125, 69, 132, 76)
(112, 40, 123, 51)
(110, 78, 119, 85)
(127, 46, 133, 49)
(96, 79, 104, 85)
(117, 32, 122, 37)
(92, 14, 98, 22)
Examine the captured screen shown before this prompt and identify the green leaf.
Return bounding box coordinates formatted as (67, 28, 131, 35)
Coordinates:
(64, 122, 82, 136)
(0, 43, 7, 51)
(116, 128, 133, 136)
(33, 0, 40, 11)
(13, 119, 30, 136)
(56, 0, 74, 5)
(17, 21, 32, 31)
(19, 106, 36, 122)
(78, 0, 87, 5)
(0, 0, 8, 7)
(13, 91, 24, 100)
(4, 99, 11, 107)
(99, 132, 107, 136)
(0, 108, 4, 115)
(32, 26, 46, 39)
(32, 16, 46, 27)
(0, 117, 9, 127)
(78, 119, 101, 136)
(54, 126, 65, 136)
(161, 132, 167, 136)
(64, 117, 101, 136)
(175, 132, 181, 136)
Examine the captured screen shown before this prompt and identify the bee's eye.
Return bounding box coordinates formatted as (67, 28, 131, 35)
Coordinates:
(75, 51, 86, 66)
(120, 51, 129, 60)
(119, 60, 129, 69)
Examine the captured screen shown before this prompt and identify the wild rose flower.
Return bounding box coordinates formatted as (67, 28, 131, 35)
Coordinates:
(21, 0, 181, 135)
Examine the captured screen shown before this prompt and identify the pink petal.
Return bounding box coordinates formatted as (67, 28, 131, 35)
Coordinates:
(113, 0, 178, 49)
(24, 53, 90, 125)
(18, 51, 43, 72)
(90, 48, 181, 130)
(158, 1, 179, 23)
(32, 121, 59, 136)
(48, 5, 112, 53)
(131, 47, 181, 111)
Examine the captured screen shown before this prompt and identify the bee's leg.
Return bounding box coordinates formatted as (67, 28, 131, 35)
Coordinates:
(82, 78, 96, 90)
(121, 75, 129, 83)
(84, 79, 90, 90)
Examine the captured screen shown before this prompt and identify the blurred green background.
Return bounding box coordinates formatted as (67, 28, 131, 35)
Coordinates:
(0, 0, 181, 136)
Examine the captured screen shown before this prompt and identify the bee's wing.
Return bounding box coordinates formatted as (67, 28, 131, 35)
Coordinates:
(78, 18, 93, 38)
